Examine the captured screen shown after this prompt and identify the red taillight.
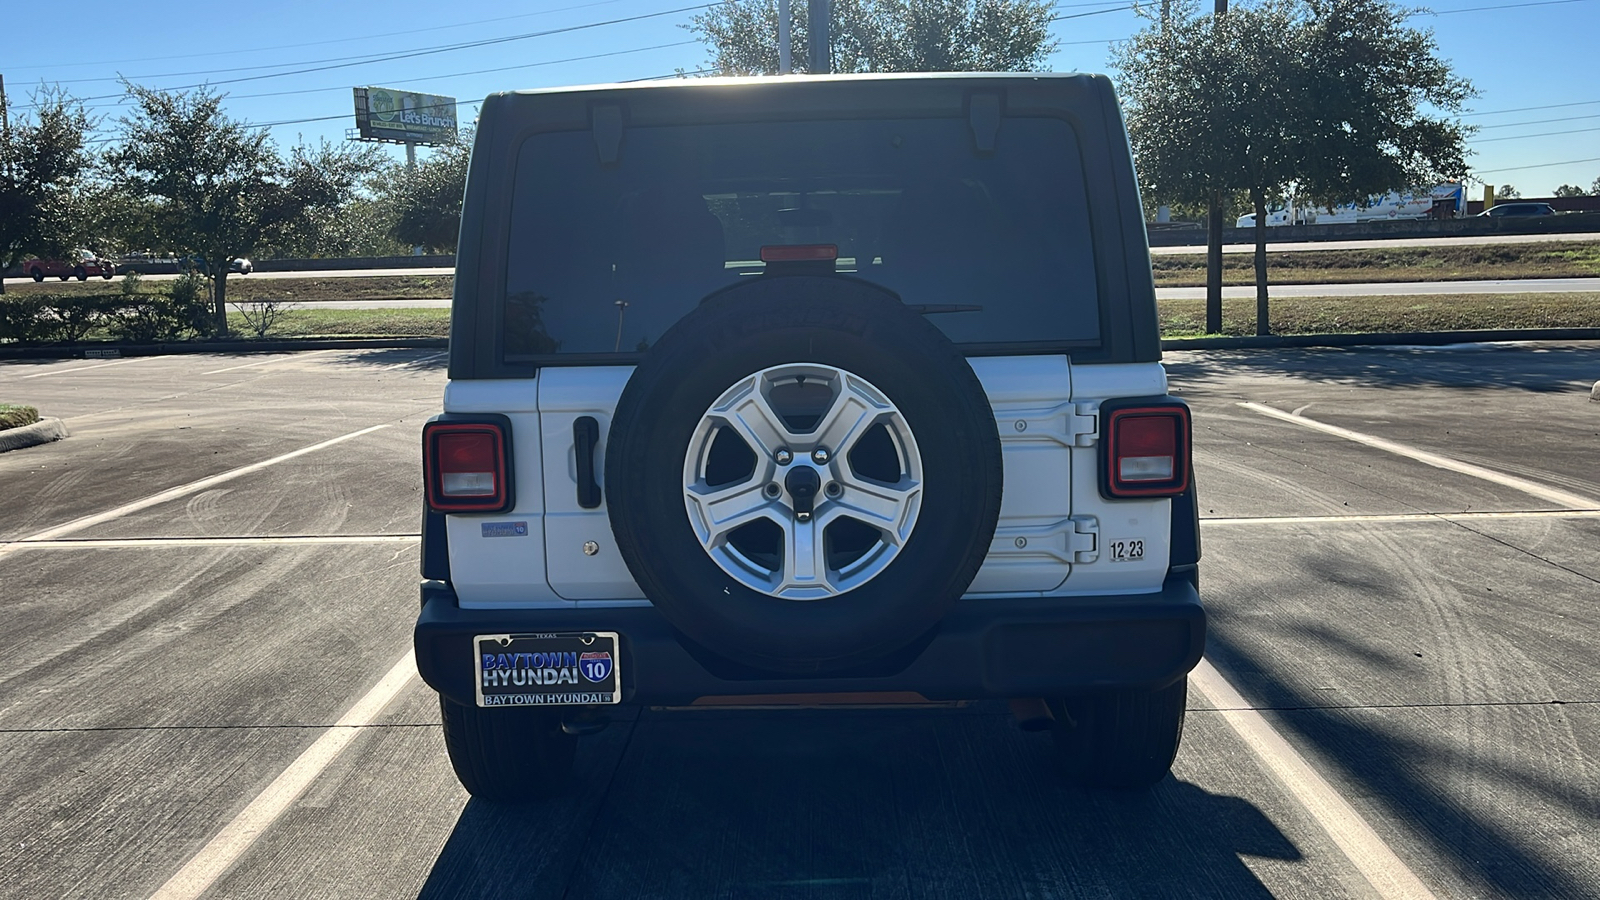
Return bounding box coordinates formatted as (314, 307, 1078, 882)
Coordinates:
(425, 422, 510, 512)
(1105, 405, 1190, 498)
(760, 243, 838, 262)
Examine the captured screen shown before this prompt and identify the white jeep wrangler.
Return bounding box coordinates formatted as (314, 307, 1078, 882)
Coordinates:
(414, 73, 1203, 802)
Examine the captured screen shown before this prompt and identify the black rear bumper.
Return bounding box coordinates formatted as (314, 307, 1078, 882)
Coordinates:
(414, 574, 1205, 707)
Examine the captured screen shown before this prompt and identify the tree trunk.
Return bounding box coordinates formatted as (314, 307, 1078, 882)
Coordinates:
(212, 269, 230, 337)
(1253, 189, 1269, 337)
(1205, 190, 1223, 333)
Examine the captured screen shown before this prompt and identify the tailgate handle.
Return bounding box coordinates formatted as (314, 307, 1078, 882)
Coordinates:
(574, 417, 602, 509)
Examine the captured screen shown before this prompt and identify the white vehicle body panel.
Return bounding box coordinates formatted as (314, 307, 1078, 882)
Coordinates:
(443, 356, 1172, 608)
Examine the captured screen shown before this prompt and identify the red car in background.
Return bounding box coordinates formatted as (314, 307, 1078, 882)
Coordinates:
(24, 250, 116, 281)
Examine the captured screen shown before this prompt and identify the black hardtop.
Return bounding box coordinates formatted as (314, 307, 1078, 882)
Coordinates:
(448, 72, 1160, 379)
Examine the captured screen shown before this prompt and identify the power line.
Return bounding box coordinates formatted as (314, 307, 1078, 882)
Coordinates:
(1475, 156, 1600, 174)
(212, 41, 701, 103)
(1425, 0, 1594, 12)
(16, 2, 718, 109)
(1473, 125, 1600, 143)
(2, 0, 635, 72)
(1463, 99, 1600, 118)
(1475, 112, 1600, 130)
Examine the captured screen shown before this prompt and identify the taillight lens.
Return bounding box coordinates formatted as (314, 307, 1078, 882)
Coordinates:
(425, 422, 511, 512)
(1104, 405, 1190, 498)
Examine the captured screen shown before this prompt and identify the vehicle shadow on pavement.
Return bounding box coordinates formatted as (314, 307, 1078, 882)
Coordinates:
(419, 706, 1297, 899)
(1165, 344, 1598, 393)
(1203, 630, 1600, 899)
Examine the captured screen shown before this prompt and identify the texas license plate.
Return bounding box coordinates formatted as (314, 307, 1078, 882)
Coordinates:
(473, 632, 621, 707)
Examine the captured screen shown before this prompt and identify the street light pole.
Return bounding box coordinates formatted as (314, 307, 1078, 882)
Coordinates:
(779, 0, 792, 74)
(808, 0, 830, 74)
(1204, 0, 1228, 334)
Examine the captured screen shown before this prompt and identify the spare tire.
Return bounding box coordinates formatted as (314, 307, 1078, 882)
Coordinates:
(605, 276, 1002, 674)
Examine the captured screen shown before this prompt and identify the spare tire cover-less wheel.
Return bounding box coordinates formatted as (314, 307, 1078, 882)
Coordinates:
(605, 277, 1003, 673)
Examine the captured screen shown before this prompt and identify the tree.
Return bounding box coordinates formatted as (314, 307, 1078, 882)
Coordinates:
(387, 133, 472, 253)
(1552, 184, 1590, 198)
(689, 0, 1057, 76)
(260, 139, 391, 258)
(1496, 184, 1521, 200)
(1115, 0, 1308, 336)
(108, 86, 378, 334)
(1116, 0, 1472, 335)
(0, 87, 95, 295)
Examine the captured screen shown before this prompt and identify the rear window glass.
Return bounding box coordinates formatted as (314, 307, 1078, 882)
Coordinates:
(502, 116, 1099, 360)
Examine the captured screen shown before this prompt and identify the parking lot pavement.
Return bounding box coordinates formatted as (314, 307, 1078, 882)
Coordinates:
(1, 343, 1598, 899)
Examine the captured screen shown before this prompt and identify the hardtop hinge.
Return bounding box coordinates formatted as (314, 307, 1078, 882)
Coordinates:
(1068, 516, 1099, 564)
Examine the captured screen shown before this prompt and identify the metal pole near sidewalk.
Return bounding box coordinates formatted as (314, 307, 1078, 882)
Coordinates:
(1204, 0, 1228, 334)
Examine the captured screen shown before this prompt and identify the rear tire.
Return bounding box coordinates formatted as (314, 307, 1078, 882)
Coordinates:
(30, 268, 44, 282)
(1051, 677, 1188, 789)
(73, 266, 87, 281)
(438, 697, 576, 803)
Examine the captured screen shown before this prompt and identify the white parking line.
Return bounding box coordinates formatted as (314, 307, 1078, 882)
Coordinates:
(1190, 659, 1439, 900)
(149, 650, 417, 900)
(1203, 509, 1600, 526)
(379, 350, 448, 371)
(15, 357, 147, 379)
(0, 424, 390, 558)
(1239, 402, 1600, 509)
(4, 534, 418, 550)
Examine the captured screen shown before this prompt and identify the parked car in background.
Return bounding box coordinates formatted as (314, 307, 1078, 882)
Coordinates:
(1478, 202, 1556, 218)
(23, 250, 116, 281)
(176, 254, 254, 275)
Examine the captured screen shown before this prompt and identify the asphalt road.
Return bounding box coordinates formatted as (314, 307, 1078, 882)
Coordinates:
(1, 343, 1598, 898)
(1148, 231, 1600, 255)
(251, 275, 1600, 311)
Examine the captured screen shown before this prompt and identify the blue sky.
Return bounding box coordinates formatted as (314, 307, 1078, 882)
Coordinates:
(3, 0, 1597, 194)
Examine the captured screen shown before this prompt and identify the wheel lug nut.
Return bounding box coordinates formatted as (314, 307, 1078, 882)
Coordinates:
(825, 482, 842, 498)
(764, 483, 782, 499)
(775, 448, 793, 465)
(812, 447, 830, 464)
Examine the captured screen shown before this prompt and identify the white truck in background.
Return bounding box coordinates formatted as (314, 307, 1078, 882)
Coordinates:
(1236, 183, 1465, 227)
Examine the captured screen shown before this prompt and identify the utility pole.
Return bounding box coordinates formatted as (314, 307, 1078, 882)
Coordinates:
(808, 0, 830, 74)
(779, 0, 792, 74)
(1204, 0, 1228, 334)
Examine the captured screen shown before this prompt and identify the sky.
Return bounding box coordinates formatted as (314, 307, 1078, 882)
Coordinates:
(2, 0, 1597, 195)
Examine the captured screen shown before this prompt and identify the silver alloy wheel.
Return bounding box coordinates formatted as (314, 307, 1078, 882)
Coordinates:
(683, 363, 923, 600)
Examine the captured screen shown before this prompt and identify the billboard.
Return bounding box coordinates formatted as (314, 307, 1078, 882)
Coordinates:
(353, 87, 457, 145)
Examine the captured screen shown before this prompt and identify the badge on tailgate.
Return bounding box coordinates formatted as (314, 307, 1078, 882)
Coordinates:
(474, 632, 621, 706)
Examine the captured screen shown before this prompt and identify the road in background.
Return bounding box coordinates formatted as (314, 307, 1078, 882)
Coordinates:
(1149, 231, 1600, 255)
(1, 343, 1597, 897)
(218, 275, 1600, 311)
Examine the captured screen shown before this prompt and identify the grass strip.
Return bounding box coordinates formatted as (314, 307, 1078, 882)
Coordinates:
(1151, 240, 1600, 287)
(0, 404, 42, 431)
(1158, 292, 1600, 338)
(4, 274, 453, 303)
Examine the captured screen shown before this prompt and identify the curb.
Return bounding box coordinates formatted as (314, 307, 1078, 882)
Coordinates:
(1162, 327, 1600, 351)
(0, 337, 448, 361)
(0, 417, 68, 453)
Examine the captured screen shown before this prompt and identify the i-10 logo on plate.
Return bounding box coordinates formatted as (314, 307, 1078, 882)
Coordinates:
(579, 650, 614, 683)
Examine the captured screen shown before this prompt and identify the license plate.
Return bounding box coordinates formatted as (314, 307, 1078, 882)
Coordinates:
(473, 632, 621, 707)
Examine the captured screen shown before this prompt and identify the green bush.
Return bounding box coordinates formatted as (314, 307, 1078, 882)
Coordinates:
(108, 297, 193, 343)
(0, 291, 209, 345)
(168, 274, 214, 337)
(121, 271, 144, 297)
(0, 298, 49, 343)
(39, 296, 119, 343)
(0, 404, 41, 431)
